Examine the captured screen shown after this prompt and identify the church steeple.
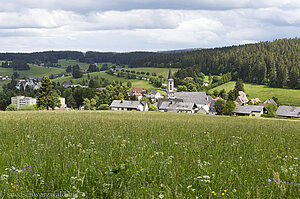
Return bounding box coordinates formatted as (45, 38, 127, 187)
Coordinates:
(167, 65, 174, 97)
(168, 66, 173, 80)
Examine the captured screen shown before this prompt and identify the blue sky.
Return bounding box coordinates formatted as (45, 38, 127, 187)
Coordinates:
(0, 0, 299, 52)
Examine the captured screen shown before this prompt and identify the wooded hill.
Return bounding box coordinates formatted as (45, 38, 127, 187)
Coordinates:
(130, 38, 300, 89)
(0, 51, 158, 65)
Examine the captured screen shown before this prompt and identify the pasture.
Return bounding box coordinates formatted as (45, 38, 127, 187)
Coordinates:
(211, 81, 300, 106)
(0, 63, 65, 79)
(129, 67, 180, 78)
(0, 111, 298, 198)
(53, 71, 156, 90)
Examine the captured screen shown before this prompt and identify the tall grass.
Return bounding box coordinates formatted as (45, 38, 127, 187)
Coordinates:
(0, 111, 299, 198)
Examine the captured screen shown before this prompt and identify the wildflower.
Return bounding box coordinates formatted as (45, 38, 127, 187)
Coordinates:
(212, 191, 215, 194)
(232, 189, 236, 193)
(224, 190, 227, 192)
(159, 194, 164, 198)
(222, 193, 225, 196)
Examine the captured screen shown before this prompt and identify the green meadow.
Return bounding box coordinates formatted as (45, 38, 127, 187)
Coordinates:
(53, 71, 157, 90)
(129, 67, 180, 78)
(0, 111, 298, 198)
(212, 81, 300, 106)
(0, 64, 65, 79)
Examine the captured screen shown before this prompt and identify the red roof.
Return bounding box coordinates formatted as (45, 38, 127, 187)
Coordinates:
(129, 88, 146, 94)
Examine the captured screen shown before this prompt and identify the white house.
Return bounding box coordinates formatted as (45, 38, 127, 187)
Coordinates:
(145, 91, 161, 102)
(110, 100, 148, 111)
(159, 101, 198, 113)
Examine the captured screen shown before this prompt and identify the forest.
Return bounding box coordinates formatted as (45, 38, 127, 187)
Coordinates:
(130, 38, 300, 89)
(0, 51, 158, 66)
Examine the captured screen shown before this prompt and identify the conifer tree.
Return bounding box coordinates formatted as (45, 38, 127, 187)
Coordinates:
(37, 76, 61, 110)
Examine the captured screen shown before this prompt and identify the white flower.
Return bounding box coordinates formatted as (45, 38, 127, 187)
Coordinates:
(82, 193, 86, 197)
(159, 194, 164, 199)
(233, 189, 236, 192)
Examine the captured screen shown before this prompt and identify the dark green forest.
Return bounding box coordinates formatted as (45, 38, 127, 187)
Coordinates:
(0, 51, 158, 65)
(130, 38, 300, 89)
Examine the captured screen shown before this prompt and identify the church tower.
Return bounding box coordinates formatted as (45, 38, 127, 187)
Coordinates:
(167, 66, 174, 97)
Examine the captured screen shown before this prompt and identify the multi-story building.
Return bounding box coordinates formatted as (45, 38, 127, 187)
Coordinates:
(11, 96, 37, 109)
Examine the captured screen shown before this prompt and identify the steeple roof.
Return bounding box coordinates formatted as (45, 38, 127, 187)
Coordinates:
(168, 66, 173, 79)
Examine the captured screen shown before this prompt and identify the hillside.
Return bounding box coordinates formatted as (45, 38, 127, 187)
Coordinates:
(212, 81, 300, 106)
(131, 38, 300, 89)
(0, 111, 298, 198)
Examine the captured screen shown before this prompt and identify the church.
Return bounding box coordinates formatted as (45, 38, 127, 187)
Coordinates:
(157, 67, 213, 113)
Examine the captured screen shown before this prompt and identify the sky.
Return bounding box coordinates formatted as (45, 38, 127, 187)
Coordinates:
(0, 0, 299, 52)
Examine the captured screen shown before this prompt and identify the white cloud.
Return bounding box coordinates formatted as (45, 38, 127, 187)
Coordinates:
(0, 0, 299, 52)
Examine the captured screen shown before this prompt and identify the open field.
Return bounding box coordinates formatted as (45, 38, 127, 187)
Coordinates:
(0, 63, 65, 79)
(129, 67, 180, 78)
(57, 59, 90, 70)
(212, 81, 300, 106)
(0, 111, 298, 198)
(53, 71, 156, 90)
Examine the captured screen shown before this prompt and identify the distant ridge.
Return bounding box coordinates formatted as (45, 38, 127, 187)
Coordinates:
(158, 48, 203, 54)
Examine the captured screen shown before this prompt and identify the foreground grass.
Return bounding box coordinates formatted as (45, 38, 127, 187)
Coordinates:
(0, 111, 298, 198)
(212, 81, 300, 106)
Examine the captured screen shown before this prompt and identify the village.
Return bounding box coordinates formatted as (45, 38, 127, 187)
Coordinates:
(8, 67, 300, 118)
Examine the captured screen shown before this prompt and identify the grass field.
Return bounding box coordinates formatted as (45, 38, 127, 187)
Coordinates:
(53, 71, 156, 90)
(129, 67, 180, 78)
(0, 111, 298, 198)
(57, 59, 89, 69)
(0, 63, 65, 79)
(212, 81, 300, 106)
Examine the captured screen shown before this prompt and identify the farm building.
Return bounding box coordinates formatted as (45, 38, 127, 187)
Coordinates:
(110, 100, 148, 111)
(159, 100, 198, 113)
(276, 106, 300, 118)
(233, 105, 266, 117)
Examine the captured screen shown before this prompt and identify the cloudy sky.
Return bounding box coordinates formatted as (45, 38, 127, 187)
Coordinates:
(0, 0, 299, 52)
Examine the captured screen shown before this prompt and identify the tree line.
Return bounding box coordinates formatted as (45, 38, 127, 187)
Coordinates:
(130, 38, 300, 89)
(0, 51, 158, 66)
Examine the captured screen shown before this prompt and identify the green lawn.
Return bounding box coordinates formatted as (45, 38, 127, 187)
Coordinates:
(0, 111, 298, 198)
(212, 81, 300, 106)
